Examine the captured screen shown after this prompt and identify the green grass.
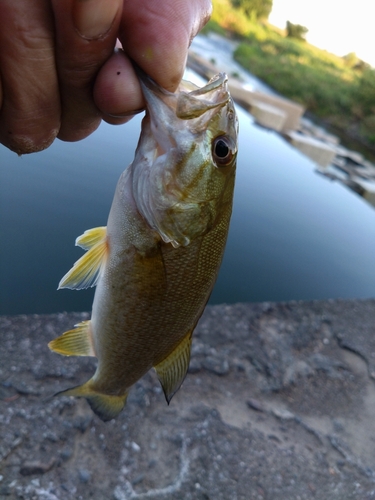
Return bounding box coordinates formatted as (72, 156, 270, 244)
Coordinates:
(233, 42, 355, 120)
(205, 0, 375, 146)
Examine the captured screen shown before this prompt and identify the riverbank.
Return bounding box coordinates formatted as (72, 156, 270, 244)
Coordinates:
(203, 0, 375, 151)
(188, 36, 375, 208)
(1, 299, 375, 499)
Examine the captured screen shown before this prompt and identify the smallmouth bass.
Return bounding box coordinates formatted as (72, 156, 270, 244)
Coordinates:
(48, 69, 239, 421)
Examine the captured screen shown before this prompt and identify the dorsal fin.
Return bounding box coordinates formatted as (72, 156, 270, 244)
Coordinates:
(154, 330, 193, 404)
(58, 226, 108, 290)
(48, 321, 96, 357)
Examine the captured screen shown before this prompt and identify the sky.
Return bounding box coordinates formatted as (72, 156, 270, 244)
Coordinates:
(268, 0, 375, 67)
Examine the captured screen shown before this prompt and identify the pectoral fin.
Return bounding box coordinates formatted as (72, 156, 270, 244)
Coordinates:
(154, 330, 193, 404)
(75, 226, 107, 250)
(55, 380, 128, 422)
(48, 321, 95, 357)
(58, 226, 108, 290)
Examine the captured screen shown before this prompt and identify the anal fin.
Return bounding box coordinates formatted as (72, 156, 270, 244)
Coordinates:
(154, 330, 193, 404)
(55, 380, 128, 422)
(58, 226, 108, 290)
(48, 321, 95, 357)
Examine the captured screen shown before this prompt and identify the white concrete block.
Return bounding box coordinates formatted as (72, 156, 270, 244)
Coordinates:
(250, 101, 287, 131)
(351, 176, 375, 206)
(287, 132, 337, 167)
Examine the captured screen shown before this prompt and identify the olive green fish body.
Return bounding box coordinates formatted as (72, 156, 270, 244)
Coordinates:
(49, 71, 238, 421)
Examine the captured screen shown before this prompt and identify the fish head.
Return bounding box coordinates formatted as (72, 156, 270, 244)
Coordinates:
(132, 69, 238, 248)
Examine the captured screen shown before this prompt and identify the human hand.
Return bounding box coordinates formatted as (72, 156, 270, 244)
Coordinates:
(0, 0, 211, 154)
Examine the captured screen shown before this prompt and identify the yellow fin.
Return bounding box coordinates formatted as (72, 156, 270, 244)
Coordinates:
(58, 227, 108, 290)
(48, 321, 95, 357)
(55, 380, 128, 422)
(75, 226, 107, 250)
(154, 330, 193, 404)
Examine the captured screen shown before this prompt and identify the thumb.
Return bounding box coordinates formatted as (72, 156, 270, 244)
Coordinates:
(118, 0, 212, 92)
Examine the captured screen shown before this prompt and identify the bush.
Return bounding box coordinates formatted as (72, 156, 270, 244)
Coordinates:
(286, 21, 308, 41)
(230, 0, 273, 21)
(356, 69, 375, 114)
(361, 115, 375, 143)
(234, 41, 355, 116)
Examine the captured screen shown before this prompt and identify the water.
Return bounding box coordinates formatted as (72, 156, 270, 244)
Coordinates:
(190, 33, 279, 94)
(1, 76, 375, 315)
(217, 108, 375, 304)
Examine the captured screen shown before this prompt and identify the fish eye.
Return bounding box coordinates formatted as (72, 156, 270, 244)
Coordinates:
(212, 136, 234, 167)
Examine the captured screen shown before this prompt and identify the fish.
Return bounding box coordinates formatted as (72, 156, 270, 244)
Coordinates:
(48, 69, 239, 422)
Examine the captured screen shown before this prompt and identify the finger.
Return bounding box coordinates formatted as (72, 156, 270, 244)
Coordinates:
(0, 0, 60, 154)
(93, 49, 144, 122)
(94, 0, 211, 123)
(118, 0, 212, 92)
(50, 0, 123, 142)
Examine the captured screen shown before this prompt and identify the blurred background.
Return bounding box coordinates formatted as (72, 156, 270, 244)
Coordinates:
(1, 0, 375, 316)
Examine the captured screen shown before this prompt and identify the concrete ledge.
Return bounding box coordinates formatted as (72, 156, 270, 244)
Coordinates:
(351, 176, 375, 206)
(287, 131, 338, 167)
(1, 299, 375, 499)
(249, 100, 287, 131)
(228, 78, 304, 132)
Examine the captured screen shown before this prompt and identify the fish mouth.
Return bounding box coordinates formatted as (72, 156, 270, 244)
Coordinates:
(134, 64, 230, 133)
(175, 73, 230, 120)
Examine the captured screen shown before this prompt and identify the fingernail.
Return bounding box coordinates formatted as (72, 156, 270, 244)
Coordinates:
(73, 0, 120, 40)
(106, 108, 144, 118)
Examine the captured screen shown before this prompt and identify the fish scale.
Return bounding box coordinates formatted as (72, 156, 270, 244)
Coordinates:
(48, 69, 239, 421)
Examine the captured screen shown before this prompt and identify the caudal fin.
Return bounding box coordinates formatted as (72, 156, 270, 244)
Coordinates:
(56, 380, 128, 422)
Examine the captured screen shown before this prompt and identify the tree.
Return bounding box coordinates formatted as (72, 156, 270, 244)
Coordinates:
(353, 59, 371, 72)
(286, 21, 308, 41)
(343, 52, 358, 68)
(343, 53, 370, 72)
(231, 0, 273, 21)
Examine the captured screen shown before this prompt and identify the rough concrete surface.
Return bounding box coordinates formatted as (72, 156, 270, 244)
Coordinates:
(1, 299, 375, 500)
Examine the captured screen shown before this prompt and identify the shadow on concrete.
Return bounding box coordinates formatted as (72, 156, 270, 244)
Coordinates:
(1, 299, 375, 499)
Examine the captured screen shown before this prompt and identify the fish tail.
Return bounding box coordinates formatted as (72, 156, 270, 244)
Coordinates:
(55, 380, 128, 422)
